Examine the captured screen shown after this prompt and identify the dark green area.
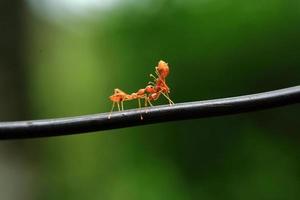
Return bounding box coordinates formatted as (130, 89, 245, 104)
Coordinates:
(1, 0, 300, 199)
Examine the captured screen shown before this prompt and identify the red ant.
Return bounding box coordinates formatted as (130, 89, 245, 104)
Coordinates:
(108, 88, 147, 119)
(108, 60, 174, 119)
(147, 60, 174, 105)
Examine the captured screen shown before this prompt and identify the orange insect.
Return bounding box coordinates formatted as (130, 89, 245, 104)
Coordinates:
(108, 60, 174, 119)
(148, 60, 174, 105)
(108, 88, 147, 119)
(109, 89, 129, 112)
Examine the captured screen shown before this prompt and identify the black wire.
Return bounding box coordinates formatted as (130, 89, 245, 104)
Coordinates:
(0, 86, 299, 140)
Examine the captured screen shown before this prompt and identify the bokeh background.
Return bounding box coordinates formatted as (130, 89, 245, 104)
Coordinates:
(1, 0, 300, 199)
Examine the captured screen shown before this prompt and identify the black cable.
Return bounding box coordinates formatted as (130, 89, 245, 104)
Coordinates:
(0, 86, 299, 140)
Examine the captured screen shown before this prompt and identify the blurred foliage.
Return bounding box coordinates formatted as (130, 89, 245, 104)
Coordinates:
(21, 0, 300, 199)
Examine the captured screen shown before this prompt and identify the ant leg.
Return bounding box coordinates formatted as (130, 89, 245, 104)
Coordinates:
(117, 102, 121, 111)
(138, 98, 143, 120)
(166, 92, 175, 105)
(121, 101, 124, 111)
(108, 102, 115, 119)
(144, 97, 149, 113)
(138, 98, 142, 108)
(147, 99, 153, 107)
(155, 69, 160, 77)
(161, 92, 175, 105)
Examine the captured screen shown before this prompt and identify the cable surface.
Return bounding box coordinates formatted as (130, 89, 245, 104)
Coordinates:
(0, 86, 299, 139)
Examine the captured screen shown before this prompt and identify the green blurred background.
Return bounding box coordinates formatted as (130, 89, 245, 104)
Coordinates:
(0, 0, 300, 199)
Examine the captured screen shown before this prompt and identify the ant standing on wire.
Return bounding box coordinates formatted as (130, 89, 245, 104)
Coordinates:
(108, 60, 174, 119)
(148, 60, 174, 105)
(108, 88, 147, 119)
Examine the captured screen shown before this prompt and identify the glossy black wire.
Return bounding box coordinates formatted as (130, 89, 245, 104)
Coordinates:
(0, 86, 299, 140)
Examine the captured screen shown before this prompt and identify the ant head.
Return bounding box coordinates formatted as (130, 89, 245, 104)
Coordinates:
(109, 94, 122, 101)
(155, 60, 169, 79)
(145, 85, 156, 93)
